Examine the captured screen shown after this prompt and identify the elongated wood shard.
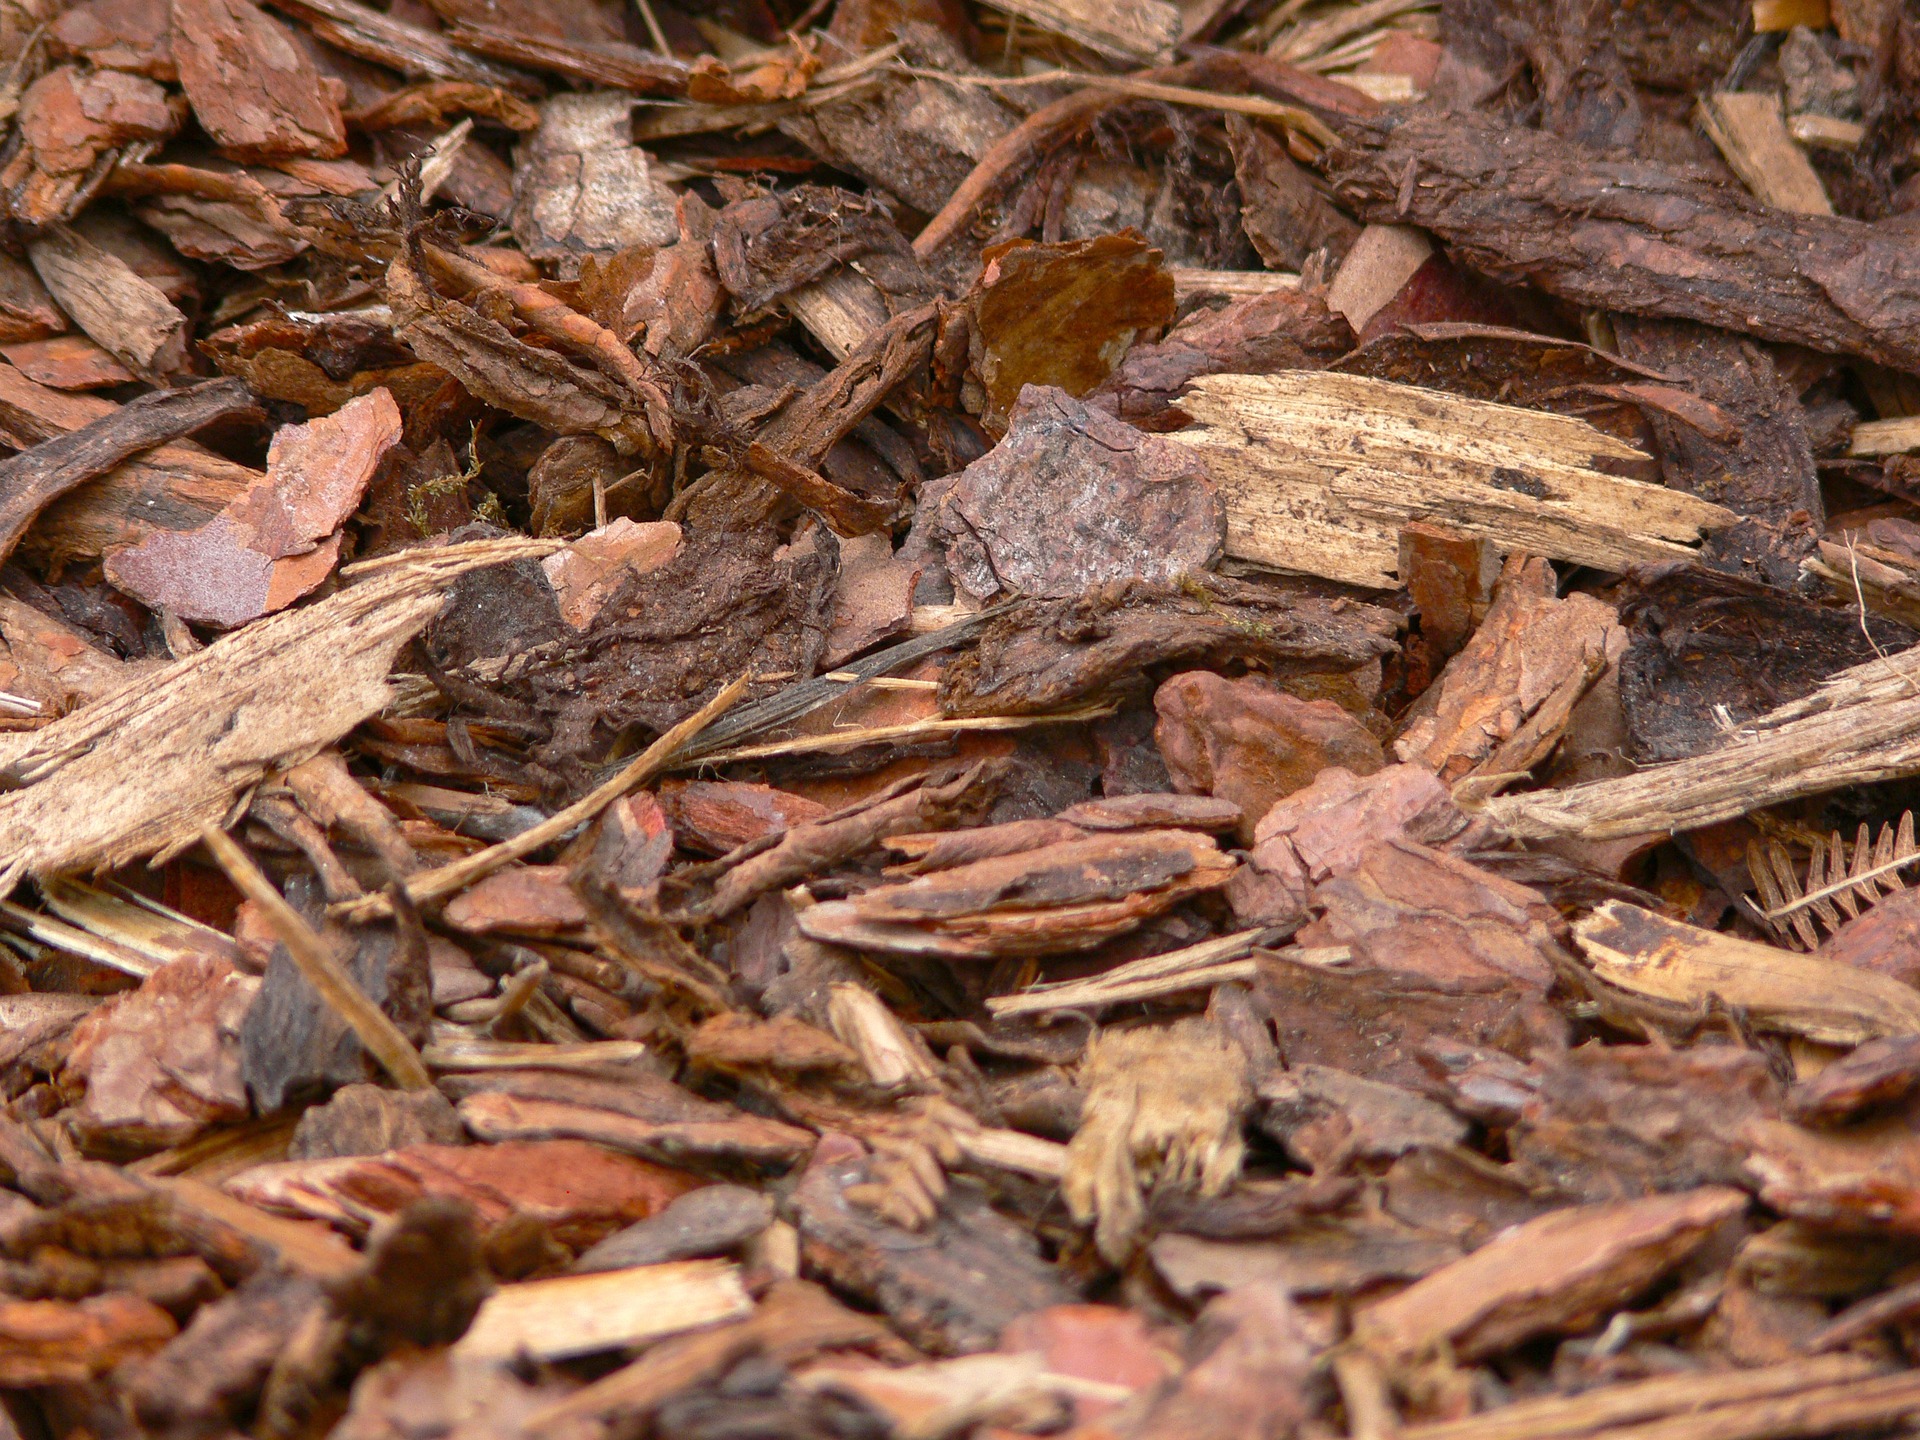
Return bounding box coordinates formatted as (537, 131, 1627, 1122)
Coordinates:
(0, 538, 556, 891)
(1486, 641, 1920, 840)
(1171, 372, 1734, 589)
(1573, 900, 1920, 1045)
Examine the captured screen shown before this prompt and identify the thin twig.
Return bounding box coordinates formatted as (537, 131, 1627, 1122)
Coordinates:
(199, 824, 432, 1090)
(333, 675, 750, 923)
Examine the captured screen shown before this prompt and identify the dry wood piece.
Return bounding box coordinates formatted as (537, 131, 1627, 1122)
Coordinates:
(0, 537, 553, 889)
(1397, 1356, 1878, 1440)
(171, 0, 347, 162)
(0, 377, 252, 570)
(974, 0, 1180, 62)
(1573, 900, 1920, 1044)
(1486, 641, 1920, 841)
(1697, 91, 1833, 216)
(27, 225, 190, 377)
(455, 1259, 751, 1362)
(1172, 372, 1733, 589)
(1064, 1017, 1251, 1262)
(1325, 110, 1920, 374)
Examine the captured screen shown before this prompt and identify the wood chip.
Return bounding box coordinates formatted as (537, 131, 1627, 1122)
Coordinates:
(1173, 372, 1733, 588)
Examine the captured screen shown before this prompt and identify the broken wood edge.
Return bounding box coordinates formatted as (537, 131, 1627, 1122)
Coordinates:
(1481, 639, 1920, 841)
(200, 823, 433, 1089)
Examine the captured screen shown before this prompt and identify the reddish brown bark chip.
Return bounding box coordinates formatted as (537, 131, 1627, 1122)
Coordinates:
(1155, 671, 1384, 842)
(59, 955, 258, 1152)
(171, 0, 348, 162)
(1354, 1187, 1747, 1362)
(105, 388, 401, 626)
(1, 67, 182, 226)
(0, 1294, 178, 1386)
(226, 1139, 705, 1250)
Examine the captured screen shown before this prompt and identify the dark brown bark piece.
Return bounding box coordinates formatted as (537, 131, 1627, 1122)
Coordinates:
(286, 1083, 464, 1159)
(930, 385, 1224, 605)
(712, 186, 933, 324)
(123, 1269, 324, 1435)
(238, 886, 430, 1113)
(1088, 286, 1352, 430)
(442, 23, 688, 94)
(1255, 948, 1567, 1093)
(938, 574, 1397, 718)
(171, 0, 348, 162)
(1324, 110, 1920, 374)
(1226, 113, 1360, 270)
(0, 378, 252, 571)
(1508, 1044, 1782, 1200)
(1612, 317, 1824, 585)
(1786, 1035, 1920, 1126)
(1150, 1222, 1460, 1301)
(1355, 1186, 1746, 1362)
(790, 1133, 1077, 1355)
(1618, 566, 1913, 763)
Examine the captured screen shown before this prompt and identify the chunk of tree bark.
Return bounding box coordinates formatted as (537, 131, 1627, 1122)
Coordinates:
(27, 225, 191, 377)
(1087, 287, 1352, 430)
(1324, 110, 1920, 374)
(965, 234, 1175, 437)
(1395, 555, 1624, 791)
(1354, 1187, 1745, 1362)
(263, 0, 538, 90)
(1227, 113, 1360, 270)
(1155, 671, 1384, 841)
(929, 386, 1224, 605)
(171, 0, 347, 162)
(511, 93, 679, 264)
(790, 1133, 1077, 1355)
(1611, 318, 1824, 582)
(1, 67, 181, 226)
(0, 1294, 177, 1385)
(939, 574, 1397, 717)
